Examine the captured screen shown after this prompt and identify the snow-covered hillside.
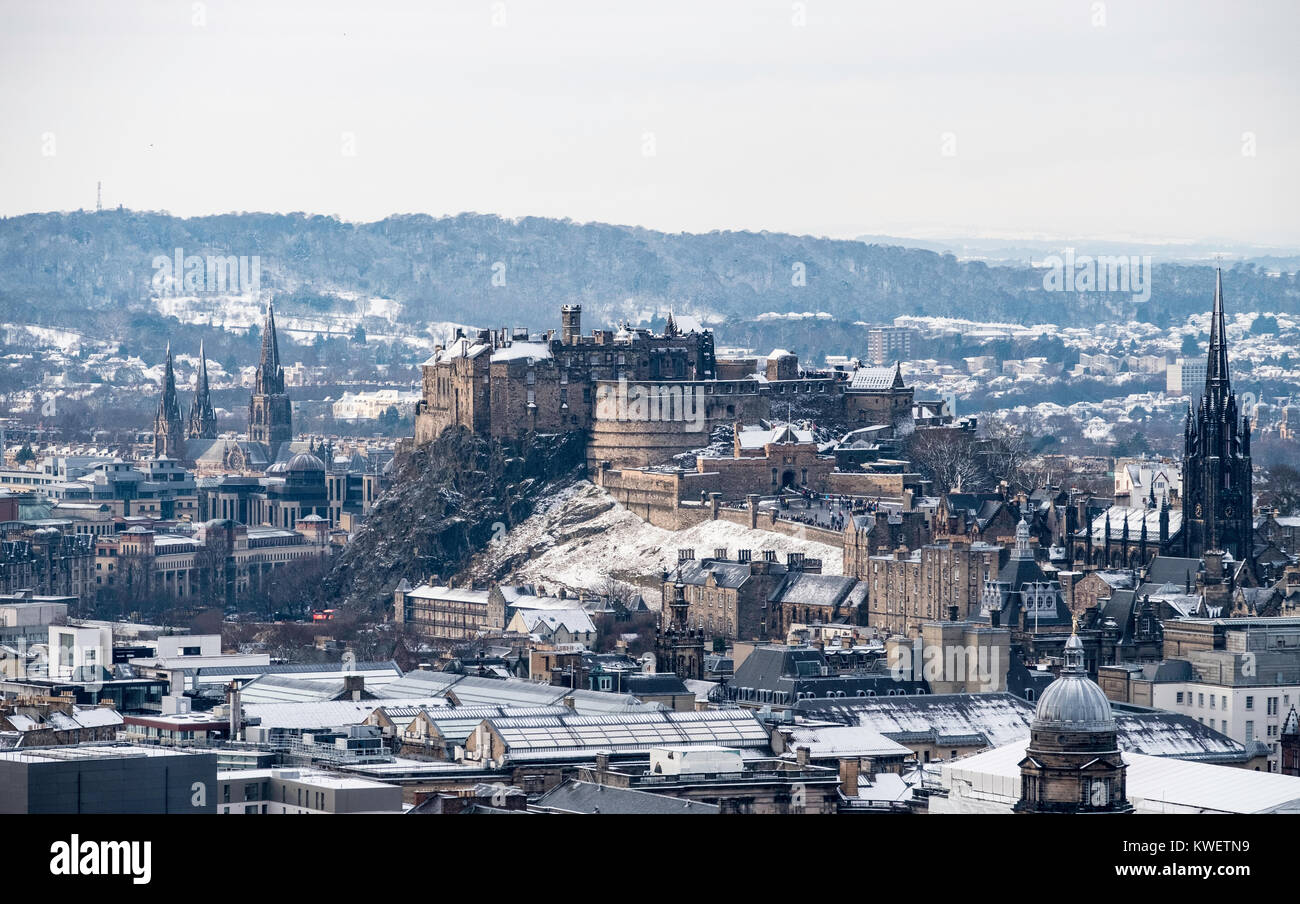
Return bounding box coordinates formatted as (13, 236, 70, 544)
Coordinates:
(469, 481, 843, 603)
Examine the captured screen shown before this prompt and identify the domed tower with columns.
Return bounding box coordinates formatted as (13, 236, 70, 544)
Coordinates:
(1014, 625, 1132, 813)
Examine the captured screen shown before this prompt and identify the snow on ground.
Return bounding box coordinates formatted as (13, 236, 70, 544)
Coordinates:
(478, 480, 843, 600)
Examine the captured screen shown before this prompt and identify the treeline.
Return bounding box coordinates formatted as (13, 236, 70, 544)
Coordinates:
(3, 210, 1297, 347)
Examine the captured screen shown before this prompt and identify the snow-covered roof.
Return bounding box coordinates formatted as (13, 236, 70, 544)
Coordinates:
(491, 341, 553, 363)
(407, 584, 491, 603)
(2, 706, 124, 733)
(514, 607, 596, 636)
(855, 771, 916, 804)
(426, 337, 490, 366)
(779, 724, 911, 759)
(849, 367, 899, 391)
(1085, 505, 1181, 542)
(736, 423, 814, 449)
(240, 697, 449, 730)
(941, 741, 1300, 814)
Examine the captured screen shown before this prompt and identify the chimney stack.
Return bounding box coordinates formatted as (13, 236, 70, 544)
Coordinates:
(839, 757, 861, 797)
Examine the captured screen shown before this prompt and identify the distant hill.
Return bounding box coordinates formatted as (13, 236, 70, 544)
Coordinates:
(2, 210, 1297, 351)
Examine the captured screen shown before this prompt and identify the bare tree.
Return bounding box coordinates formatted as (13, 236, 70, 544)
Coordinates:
(1260, 464, 1300, 516)
(980, 415, 1035, 492)
(906, 428, 983, 494)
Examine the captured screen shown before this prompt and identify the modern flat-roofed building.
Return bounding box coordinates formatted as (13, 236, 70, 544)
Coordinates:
(0, 744, 217, 814)
(217, 766, 402, 814)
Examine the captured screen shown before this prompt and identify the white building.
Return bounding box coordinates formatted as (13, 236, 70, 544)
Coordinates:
(1167, 357, 1208, 395)
(1113, 457, 1182, 505)
(332, 390, 419, 421)
(47, 624, 113, 680)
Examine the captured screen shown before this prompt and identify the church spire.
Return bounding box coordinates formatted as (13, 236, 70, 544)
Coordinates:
(259, 300, 282, 383)
(154, 342, 185, 458)
(248, 299, 293, 454)
(1205, 268, 1231, 405)
(187, 338, 217, 439)
(1182, 269, 1254, 573)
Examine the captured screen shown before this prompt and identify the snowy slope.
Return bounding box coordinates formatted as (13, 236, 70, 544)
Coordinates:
(471, 481, 843, 601)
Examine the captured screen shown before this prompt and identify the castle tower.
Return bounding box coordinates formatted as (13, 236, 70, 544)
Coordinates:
(153, 342, 186, 458)
(187, 339, 217, 439)
(561, 304, 582, 346)
(1181, 270, 1253, 570)
(1015, 628, 1132, 813)
(248, 300, 293, 454)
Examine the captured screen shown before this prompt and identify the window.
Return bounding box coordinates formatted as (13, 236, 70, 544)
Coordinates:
(1176, 692, 1184, 705)
(1246, 696, 1254, 710)
(1245, 720, 1255, 741)
(1198, 694, 1205, 707)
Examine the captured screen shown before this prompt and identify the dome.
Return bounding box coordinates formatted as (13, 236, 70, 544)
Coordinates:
(286, 451, 325, 473)
(1033, 632, 1114, 732)
(266, 460, 290, 474)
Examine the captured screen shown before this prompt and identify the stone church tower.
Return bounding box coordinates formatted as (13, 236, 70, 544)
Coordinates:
(1015, 628, 1132, 813)
(655, 570, 705, 681)
(248, 300, 293, 454)
(153, 342, 186, 459)
(187, 339, 218, 439)
(1181, 269, 1253, 570)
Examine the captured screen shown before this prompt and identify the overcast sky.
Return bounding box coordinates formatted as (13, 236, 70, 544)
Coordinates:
(2, 0, 1297, 246)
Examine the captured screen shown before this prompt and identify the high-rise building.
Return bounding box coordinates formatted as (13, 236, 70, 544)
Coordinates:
(248, 300, 293, 455)
(866, 326, 915, 366)
(1181, 270, 1253, 570)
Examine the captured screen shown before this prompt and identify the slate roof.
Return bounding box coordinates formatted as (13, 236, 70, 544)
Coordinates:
(673, 558, 761, 589)
(625, 674, 691, 697)
(534, 780, 719, 814)
(770, 573, 862, 609)
(777, 724, 912, 760)
(1146, 556, 1202, 589)
(797, 692, 1255, 764)
(729, 645, 927, 704)
(1082, 505, 1181, 542)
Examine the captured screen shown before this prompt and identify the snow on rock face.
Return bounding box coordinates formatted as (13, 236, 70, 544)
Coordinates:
(473, 481, 843, 601)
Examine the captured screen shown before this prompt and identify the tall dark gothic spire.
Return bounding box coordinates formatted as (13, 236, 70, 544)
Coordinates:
(154, 342, 185, 458)
(255, 301, 284, 395)
(1205, 268, 1231, 407)
(248, 299, 293, 454)
(187, 339, 217, 439)
(1182, 269, 1254, 572)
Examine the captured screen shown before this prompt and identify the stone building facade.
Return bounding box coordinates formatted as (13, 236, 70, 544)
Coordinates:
(862, 540, 1003, 637)
(661, 549, 803, 642)
(414, 306, 907, 470)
